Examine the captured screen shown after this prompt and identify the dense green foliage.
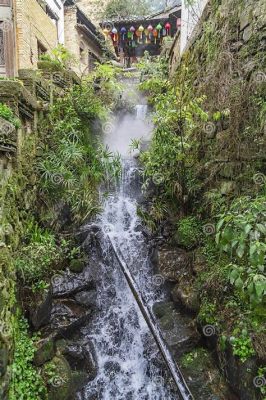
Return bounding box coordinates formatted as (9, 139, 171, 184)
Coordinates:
(0, 103, 21, 128)
(138, 31, 266, 367)
(38, 63, 121, 225)
(9, 318, 47, 400)
(1, 61, 123, 398)
(216, 196, 266, 305)
(14, 220, 72, 285)
(104, 0, 151, 19)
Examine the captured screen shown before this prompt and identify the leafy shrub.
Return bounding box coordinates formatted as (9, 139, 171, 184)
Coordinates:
(230, 329, 255, 363)
(39, 44, 75, 70)
(38, 65, 121, 224)
(9, 317, 47, 400)
(216, 196, 266, 305)
(198, 301, 217, 325)
(0, 102, 21, 128)
(176, 216, 202, 248)
(15, 221, 68, 284)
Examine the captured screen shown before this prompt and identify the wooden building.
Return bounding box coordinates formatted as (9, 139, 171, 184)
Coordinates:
(100, 3, 182, 64)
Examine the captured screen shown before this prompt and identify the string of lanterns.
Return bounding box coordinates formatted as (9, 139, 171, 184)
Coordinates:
(103, 21, 172, 45)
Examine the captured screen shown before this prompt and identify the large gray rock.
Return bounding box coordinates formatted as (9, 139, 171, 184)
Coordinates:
(172, 282, 200, 313)
(49, 299, 92, 339)
(153, 301, 200, 358)
(74, 289, 97, 308)
(34, 337, 55, 366)
(180, 348, 234, 400)
(223, 342, 259, 400)
(51, 273, 94, 298)
(30, 288, 53, 330)
(155, 246, 193, 282)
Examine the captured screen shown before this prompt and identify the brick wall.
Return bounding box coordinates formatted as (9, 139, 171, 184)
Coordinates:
(64, 6, 102, 76)
(14, 0, 58, 70)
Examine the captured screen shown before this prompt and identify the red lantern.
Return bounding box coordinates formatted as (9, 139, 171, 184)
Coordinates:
(165, 22, 171, 36)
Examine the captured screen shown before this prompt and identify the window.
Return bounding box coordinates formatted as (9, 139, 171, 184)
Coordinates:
(37, 40, 47, 59)
(0, 26, 5, 66)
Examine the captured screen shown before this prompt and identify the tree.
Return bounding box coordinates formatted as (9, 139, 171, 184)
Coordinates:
(103, 0, 151, 19)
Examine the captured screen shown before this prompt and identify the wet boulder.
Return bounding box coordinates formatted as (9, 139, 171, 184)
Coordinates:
(153, 301, 200, 358)
(49, 299, 91, 339)
(222, 342, 258, 400)
(155, 246, 193, 282)
(74, 289, 97, 308)
(180, 348, 235, 400)
(34, 337, 55, 366)
(51, 272, 94, 298)
(42, 355, 73, 400)
(62, 341, 97, 382)
(171, 280, 200, 313)
(30, 288, 53, 330)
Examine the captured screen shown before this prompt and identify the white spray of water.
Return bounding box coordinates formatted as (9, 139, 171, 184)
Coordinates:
(83, 105, 179, 399)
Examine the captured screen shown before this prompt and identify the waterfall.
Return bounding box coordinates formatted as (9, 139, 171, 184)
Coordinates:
(81, 95, 190, 399)
(136, 104, 148, 120)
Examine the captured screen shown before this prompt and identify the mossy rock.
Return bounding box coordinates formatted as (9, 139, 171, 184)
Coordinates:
(71, 371, 89, 393)
(69, 258, 85, 273)
(43, 355, 72, 400)
(34, 338, 55, 367)
(181, 348, 231, 399)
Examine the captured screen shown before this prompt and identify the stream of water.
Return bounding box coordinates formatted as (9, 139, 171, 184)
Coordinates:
(82, 103, 186, 399)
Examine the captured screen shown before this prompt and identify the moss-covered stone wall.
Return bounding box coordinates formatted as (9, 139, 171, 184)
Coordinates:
(0, 68, 75, 398)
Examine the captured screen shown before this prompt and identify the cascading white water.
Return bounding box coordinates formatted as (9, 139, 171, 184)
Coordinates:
(82, 105, 181, 399)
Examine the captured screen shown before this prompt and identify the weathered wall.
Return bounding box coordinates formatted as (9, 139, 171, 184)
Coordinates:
(0, 68, 76, 399)
(14, 0, 58, 69)
(169, 0, 266, 176)
(64, 6, 102, 76)
(166, 0, 266, 398)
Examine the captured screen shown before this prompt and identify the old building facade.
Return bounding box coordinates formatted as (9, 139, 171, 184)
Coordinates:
(64, 2, 105, 75)
(0, 0, 106, 78)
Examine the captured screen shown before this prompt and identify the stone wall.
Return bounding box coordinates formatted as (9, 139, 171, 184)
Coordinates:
(64, 6, 103, 76)
(0, 67, 77, 399)
(165, 1, 266, 398)
(14, 0, 58, 70)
